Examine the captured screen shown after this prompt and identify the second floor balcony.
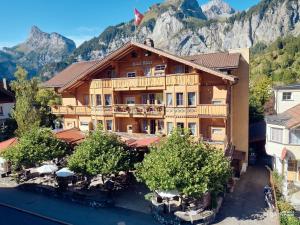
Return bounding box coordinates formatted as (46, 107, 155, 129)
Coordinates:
(51, 104, 228, 118)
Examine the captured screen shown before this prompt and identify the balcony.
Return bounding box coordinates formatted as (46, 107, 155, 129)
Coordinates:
(90, 73, 200, 91)
(51, 106, 91, 115)
(113, 104, 165, 118)
(165, 104, 228, 117)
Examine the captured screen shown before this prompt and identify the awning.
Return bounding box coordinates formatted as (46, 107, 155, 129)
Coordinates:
(281, 147, 288, 160)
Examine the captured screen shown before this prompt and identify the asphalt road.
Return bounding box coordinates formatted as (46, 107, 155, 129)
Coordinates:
(0, 187, 160, 225)
(213, 165, 279, 225)
(0, 204, 65, 225)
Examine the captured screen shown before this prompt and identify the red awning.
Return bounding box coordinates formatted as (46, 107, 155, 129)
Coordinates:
(127, 137, 160, 148)
(281, 147, 288, 160)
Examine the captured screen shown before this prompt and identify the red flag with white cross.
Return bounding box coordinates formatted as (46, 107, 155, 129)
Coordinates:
(134, 8, 144, 26)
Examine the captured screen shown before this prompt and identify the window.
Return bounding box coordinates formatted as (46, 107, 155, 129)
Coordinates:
(126, 97, 135, 104)
(288, 160, 297, 171)
(290, 129, 300, 145)
(90, 95, 95, 106)
(212, 100, 223, 105)
(270, 127, 283, 143)
(97, 120, 103, 125)
(176, 93, 184, 106)
(144, 66, 151, 77)
(212, 128, 223, 134)
(167, 122, 173, 135)
(0, 106, 3, 115)
(96, 94, 102, 106)
(127, 72, 136, 78)
(188, 92, 196, 106)
(174, 65, 184, 74)
(80, 121, 89, 126)
(188, 123, 196, 136)
(166, 93, 173, 106)
(83, 95, 89, 106)
(106, 120, 113, 131)
(177, 122, 184, 129)
(155, 65, 166, 71)
(158, 120, 164, 132)
(282, 92, 292, 101)
(104, 94, 112, 106)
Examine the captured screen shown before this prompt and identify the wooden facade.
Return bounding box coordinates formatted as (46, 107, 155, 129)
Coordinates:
(49, 42, 249, 156)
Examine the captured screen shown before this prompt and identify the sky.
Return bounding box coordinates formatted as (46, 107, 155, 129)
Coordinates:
(0, 0, 260, 48)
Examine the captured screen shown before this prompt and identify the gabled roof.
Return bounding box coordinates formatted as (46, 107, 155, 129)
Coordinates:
(182, 52, 241, 70)
(54, 41, 239, 93)
(43, 60, 100, 88)
(266, 104, 300, 129)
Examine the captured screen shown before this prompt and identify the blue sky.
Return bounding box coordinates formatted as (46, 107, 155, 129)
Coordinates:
(0, 0, 260, 48)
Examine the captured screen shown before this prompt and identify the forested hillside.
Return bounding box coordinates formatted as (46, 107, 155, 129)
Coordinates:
(250, 35, 300, 122)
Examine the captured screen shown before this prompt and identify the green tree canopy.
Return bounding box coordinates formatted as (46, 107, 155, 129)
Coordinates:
(3, 128, 68, 170)
(135, 130, 232, 198)
(10, 66, 40, 136)
(68, 126, 130, 179)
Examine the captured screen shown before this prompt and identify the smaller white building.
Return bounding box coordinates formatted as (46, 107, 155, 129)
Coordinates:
(274, 84, 300, 114)
(266, 104, 300, 182)
(0, 86, 15, 126)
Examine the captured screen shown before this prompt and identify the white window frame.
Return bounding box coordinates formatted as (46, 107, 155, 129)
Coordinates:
(188, 123, 196, 136)
(166, 93, 173, 106)
(187, 92, 196, 106)
(155, 65, 166, 71)
(270, 127, 283, 143)
(127, 72, 136, 78)
(126, 97, 135, 104)
(96, 94, 102, 106)
(290, 128, 300, 145)
(80, 121, 89, 126)
(211, 127, 223, 135)
(176, 93, 184, 106)
(104, 94, 112, 106)
(106, 120, 113, 131)
(212, 99, 223, 105)
(167, 122, 174, 135)
(282, 92, 292, 101)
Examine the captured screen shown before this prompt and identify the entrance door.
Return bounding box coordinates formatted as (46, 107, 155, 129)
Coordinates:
(150, 120, 156, 134)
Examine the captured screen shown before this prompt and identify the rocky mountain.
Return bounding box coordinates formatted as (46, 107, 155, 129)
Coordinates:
(0, 26, 76, 80)
(201, 0, 236, 20)
(70, 0, 300, 62)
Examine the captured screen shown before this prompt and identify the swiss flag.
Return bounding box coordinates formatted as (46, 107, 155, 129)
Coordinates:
(134, 8, 144, 26)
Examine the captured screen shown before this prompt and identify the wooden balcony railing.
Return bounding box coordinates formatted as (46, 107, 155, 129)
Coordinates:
(51, 106, 91, 115)
(91, 106, 113, 116)
(197, 104, 228, 117)
(113, 104, 165, 118)
(165, 104, 228, 117)
(90, 73, 200, 91)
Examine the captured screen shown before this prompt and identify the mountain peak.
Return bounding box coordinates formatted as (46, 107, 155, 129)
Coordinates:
(201, 0, 235, 20)
(165, 0, 206, 19)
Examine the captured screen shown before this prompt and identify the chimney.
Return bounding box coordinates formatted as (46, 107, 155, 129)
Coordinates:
(144, 38, 154, 48)
(2, 78, 7, 90)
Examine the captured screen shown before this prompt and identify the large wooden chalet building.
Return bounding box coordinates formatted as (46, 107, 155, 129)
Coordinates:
(45, 40, 249, 170)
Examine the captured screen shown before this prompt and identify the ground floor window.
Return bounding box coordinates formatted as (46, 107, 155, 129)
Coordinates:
(188, 123, 196, 136)
(80, 121, 89, 126)
(106, 120, 113, 131)
(288, 160, 297, 171)
(158, 120, 164, 132)
(167, 122, 173, 135)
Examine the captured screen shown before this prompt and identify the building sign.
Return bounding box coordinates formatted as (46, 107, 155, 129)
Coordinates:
(132, 61, 152, 67)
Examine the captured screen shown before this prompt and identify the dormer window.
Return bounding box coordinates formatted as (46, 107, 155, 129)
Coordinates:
(131, 51, 138, 58)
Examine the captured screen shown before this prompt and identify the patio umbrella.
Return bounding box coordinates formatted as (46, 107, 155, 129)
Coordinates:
(56, 167, 74, 177)
(37, 164, 58, 174)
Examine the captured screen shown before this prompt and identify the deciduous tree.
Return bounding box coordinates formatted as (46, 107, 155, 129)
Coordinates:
(135, 129, 232, 198)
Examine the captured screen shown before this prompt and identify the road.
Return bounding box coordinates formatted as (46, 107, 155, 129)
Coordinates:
(0, 204, 67, 225)
(0, 187, 160, 225)
(214, 166, 279, 225)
